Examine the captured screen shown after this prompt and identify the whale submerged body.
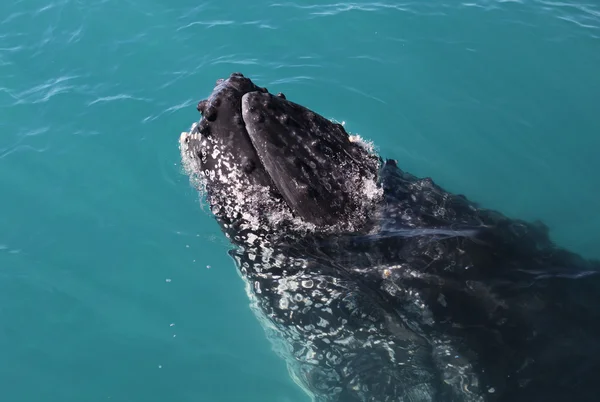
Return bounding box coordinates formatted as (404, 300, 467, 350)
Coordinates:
(179, 73, 600, 402)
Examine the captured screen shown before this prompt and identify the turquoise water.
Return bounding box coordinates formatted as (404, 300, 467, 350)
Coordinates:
(1, 0, 599, 401)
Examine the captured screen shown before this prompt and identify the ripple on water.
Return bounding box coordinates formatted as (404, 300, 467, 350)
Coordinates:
(11, 75, 81, 105)
(87, 94, 152, 107)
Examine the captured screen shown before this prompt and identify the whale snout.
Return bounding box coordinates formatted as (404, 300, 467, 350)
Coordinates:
(180, 72, 382, 231)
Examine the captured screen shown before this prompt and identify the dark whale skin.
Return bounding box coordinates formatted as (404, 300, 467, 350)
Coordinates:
(179, 73, 600, 402)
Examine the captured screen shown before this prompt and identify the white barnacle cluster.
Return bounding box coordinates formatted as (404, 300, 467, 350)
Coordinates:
(179, 124, 205, 195)
(179, 123, 274, 228)
(179, 121, 244, 186)
(334, 131, 384, 233)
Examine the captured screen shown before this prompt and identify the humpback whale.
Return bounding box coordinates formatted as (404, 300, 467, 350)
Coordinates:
(178, 73, 600, 402)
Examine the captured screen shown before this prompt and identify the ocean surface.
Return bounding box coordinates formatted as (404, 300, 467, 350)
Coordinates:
(1, 0, 599, 401)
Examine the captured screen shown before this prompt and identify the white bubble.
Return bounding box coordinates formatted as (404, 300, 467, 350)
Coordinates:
(165, 278, 172, 283)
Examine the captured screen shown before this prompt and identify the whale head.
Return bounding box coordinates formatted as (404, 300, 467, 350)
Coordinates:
(180, 73, 382, 240)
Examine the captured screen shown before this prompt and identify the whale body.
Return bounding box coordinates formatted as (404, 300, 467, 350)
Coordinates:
(179, 73, 600, 402)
